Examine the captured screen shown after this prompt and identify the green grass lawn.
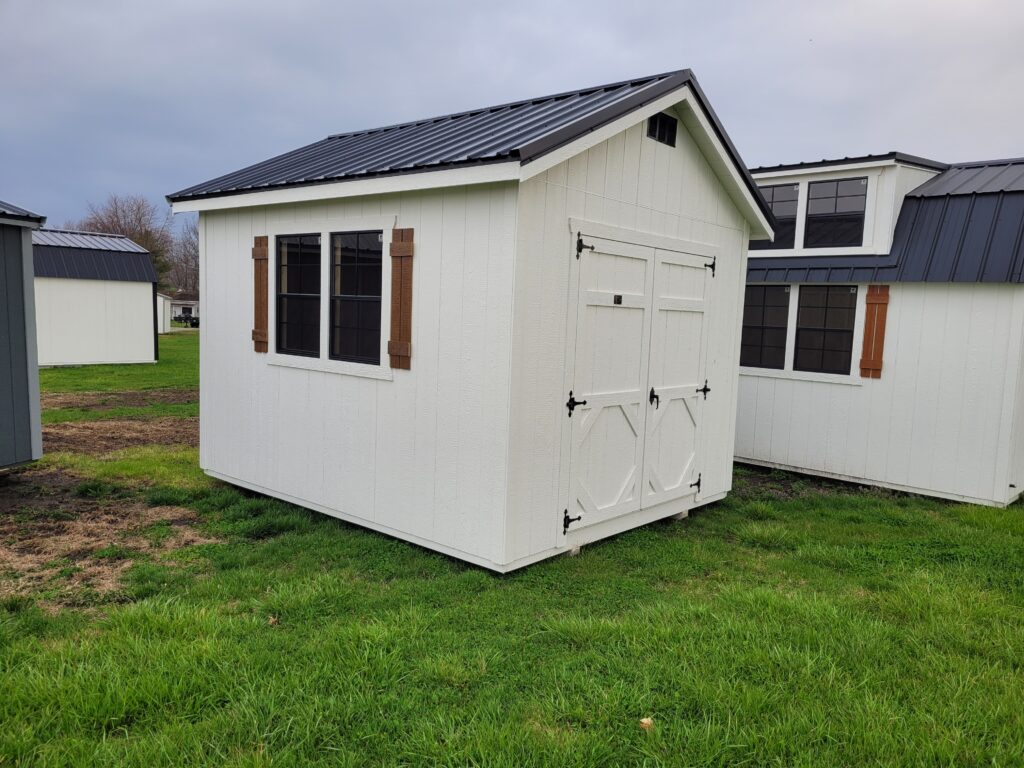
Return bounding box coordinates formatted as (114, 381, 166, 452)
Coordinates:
(5, 330, 1024, 765)
(4, 467, 1024, 766)
(38, 332, 199, 393)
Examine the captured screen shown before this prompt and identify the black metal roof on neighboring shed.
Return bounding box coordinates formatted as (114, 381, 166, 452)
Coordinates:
(750, 152, 949, 175)
(31, 229, 157, 283)
(167, 69, 773, 224)
(748, 157, 1024, 284)
(0, 199, 46, 224)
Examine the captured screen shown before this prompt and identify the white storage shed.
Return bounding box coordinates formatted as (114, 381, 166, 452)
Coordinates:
(736, 154, 1024, 507)
(32, 229, 159, 366)
(157, 292, 173, 333)
(169, 69, 773, 570)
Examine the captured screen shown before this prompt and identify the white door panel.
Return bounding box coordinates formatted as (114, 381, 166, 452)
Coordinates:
(644, 250, 707, 507)
(567, 235, 709, 534)
(567, 237, 654, 529)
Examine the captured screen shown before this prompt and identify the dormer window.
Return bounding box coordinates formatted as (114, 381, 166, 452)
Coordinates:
(804, 177, 867, 247)
(647, 113, 677, 147)
(750, 184, 798, 250)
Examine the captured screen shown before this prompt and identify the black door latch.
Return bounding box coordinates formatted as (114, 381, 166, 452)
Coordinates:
(689, 473, 702, 494)
(576, 233, 595, 259)
(697, 380, 711, 400)
(649, 387, 660, 409)
(566, 390, 587, 417)
(563, 509, 582, 534)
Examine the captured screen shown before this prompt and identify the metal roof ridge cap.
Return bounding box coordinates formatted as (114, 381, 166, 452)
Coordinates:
(512, 70, 693, 162)
(323, 69, 690, 141)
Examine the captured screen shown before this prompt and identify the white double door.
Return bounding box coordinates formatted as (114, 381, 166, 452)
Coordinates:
(566, 234, 708, 531)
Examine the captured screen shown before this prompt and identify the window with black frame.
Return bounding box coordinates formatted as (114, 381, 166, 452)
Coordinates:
(330, 231, 383, 365)
(749, 184, 799, 250)
(804, 177, 867, 247)
(276, 234, 321, 357)
(794, 285, 858, 374)
(740, 285, 790, 369)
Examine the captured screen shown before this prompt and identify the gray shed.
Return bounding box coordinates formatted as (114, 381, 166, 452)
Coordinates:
(0, 199, 45, 469)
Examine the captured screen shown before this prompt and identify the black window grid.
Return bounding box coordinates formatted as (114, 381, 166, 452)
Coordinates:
(793, 285, 858, 374)
(329, 230, 383, 365)
(276, 234, 321, 357)
(804, 177, 868, 248)
(740, 285, 790, 369)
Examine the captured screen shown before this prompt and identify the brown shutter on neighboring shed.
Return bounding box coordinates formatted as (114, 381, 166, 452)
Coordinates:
(388, 228, 414, 369)
(860, 284, 890, 378)
(252, 235, 269, 353)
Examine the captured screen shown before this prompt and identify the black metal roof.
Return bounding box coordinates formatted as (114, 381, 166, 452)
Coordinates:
(32, 229, 156, 283)
(750, 152, 949, 175)
(907, 157, 1024, 196)
(0, 199, 45, 224)
(748, 158, 1024, 284)
(167, 69, 772, 224)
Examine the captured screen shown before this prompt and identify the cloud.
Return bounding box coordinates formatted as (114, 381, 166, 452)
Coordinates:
(2, 0, 1022, 223)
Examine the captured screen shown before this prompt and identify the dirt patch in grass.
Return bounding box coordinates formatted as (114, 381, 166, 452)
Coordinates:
(41, 388, 197, 411)
(43, 417, 199, 454)
(0, 469, 216, 602)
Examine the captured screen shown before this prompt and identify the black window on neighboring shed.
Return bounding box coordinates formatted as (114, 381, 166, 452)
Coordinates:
(276, 234, 321, 357)
(740, 285, 790, 369)
(804, 177, 867, 248)
(750, 184, 799, 250)
(329, 231, 383, 365)
(793, 285, 858, 374)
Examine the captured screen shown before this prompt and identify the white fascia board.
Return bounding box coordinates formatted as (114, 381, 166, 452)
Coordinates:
(171, 162, 521, 213)
(0, 216, 43, 229)
(522, 84, 774, 241)
(752, 159, 902, 181)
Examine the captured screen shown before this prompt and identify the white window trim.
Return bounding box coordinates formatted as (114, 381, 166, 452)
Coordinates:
(265, 217, 394, 381)
(740, 283, 865, 387)
(753, 167, 883, 257)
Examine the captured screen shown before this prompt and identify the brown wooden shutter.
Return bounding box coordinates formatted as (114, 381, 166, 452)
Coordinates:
(859, 284, 890, 378)
(252, 235, 269, 353)
(388, 228, 414, 369)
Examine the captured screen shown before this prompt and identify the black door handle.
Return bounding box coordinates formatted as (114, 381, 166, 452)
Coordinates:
(649, 387, 660, 409)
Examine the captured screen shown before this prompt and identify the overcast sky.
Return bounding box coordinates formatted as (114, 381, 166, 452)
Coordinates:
(2, 0, 1022, 225)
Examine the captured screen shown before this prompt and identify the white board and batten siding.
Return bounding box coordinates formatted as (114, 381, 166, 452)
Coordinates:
(34, 277, 156, 366)
(736, 283, 1024, 507)
(504, 113, 750, 565)
(199, 185, 519, 567)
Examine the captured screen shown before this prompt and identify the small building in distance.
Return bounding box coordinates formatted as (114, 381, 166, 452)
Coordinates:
(32, 228, 159, 366)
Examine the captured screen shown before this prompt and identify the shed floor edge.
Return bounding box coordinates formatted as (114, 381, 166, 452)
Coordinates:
(735, 458, 1016, 508)
(202, 469, 564, 572)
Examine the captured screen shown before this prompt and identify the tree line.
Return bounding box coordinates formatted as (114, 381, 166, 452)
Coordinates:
(66, 193, 197, 294)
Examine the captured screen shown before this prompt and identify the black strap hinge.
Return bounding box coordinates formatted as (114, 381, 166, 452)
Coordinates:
(566, 390, 587, 417)
(689, 473, 702, 494)
(705, 256, 716, 277)
(697, 380, 711, 400)
(563, 509, 582, 534)
(576, 232, 594, 260)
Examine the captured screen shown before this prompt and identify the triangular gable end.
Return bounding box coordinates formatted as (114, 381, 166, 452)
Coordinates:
(517, 77, 774, 241)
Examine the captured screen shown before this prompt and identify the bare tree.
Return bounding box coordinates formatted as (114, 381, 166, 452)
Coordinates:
(168, 216, 200, 295)
(70, 194, 174, 288)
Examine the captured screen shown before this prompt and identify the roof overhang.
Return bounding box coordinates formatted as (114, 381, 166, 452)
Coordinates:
(0, 215, 44, 229)
(170, 161, 521, 214)
(170, 72, 773, 240)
